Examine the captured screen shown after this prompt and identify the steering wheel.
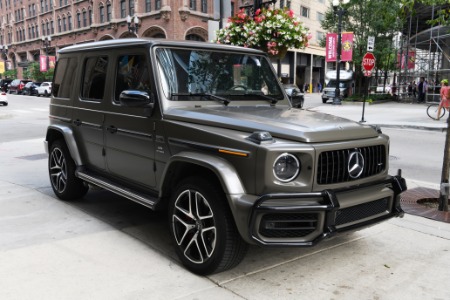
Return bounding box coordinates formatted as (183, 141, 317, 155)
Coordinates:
(228, 85, 247, 91)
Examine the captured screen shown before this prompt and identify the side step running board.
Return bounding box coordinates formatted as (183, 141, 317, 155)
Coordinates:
(76, 169, 159, 210)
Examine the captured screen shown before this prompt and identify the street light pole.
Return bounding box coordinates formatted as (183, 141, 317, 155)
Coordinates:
(332, 0, 349, 105)
(42, 36, 51, 71)
(127, 15, 139, 36)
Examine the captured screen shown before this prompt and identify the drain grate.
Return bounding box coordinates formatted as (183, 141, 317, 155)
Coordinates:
(16, 153, 48, 161)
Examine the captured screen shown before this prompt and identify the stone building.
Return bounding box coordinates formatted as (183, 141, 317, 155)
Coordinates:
(0, 0, 223, 78)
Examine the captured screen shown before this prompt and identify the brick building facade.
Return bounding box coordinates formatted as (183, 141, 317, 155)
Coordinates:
(0, 0, 222, 78)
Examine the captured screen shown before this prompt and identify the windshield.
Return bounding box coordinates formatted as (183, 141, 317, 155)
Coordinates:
(326, 80, 348, 88)
(155, 48, 284, 102)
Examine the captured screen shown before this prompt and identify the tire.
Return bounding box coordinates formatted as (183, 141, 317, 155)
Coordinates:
(168, 176, 248, 275)
(44, 90, 49, 97)
(322, 98, 327, 103)
(49, 140, 88, 200)
(426, 104, 445, 120)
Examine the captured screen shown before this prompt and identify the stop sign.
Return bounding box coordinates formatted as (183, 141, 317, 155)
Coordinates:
(362, 52, 376, 71)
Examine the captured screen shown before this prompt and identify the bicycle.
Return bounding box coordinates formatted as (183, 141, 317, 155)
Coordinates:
(426, 103, 446, 120)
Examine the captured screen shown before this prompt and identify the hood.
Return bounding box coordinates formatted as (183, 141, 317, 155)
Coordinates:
(164, 106, 378, 143)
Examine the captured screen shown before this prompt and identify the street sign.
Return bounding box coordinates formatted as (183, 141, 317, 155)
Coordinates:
(363, 70, 372, 77)
(367, 36, 375, 52)
(362, 52, 376, 71)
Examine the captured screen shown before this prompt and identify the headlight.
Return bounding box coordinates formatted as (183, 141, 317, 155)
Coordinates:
(273, 153, 300, 182)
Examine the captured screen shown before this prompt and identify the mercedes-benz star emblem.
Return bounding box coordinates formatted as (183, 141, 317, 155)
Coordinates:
(348, 151, 365, 179)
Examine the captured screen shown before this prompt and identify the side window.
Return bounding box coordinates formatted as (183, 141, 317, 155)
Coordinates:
(115, 54, 151, 102)
(53, 57, 77, 98)
(81, 56, 108, 101)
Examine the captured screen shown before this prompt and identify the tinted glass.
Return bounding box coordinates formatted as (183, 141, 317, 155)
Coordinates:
(114, 54, 151, 102)
(53, 57, 78, 98)
(81, 56, 108, 101)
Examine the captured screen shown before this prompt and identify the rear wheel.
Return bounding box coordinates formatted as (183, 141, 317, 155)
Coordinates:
(49, 140, 88, 200)
(426, 104, 445, 120)
(168, 177, 248, 275)
(44, 90, 49, 97)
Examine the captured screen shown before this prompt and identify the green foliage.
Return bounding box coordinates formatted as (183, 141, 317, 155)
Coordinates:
(25, 62, 54, 82)
(3, 69, 17, 79)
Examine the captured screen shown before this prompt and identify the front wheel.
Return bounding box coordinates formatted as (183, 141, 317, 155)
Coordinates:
(426, 104, 445, 120)
(168, 177, 248, 275)
(49, 140, 88, 200)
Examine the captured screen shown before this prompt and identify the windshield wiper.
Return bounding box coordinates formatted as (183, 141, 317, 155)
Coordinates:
(229, 93, 279, 104)
(171, 92, 230, 106)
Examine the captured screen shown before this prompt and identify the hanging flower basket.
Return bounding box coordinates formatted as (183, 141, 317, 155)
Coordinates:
(215, 8, 310, 59)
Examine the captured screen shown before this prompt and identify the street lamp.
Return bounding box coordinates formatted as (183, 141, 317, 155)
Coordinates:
(127, 15, 139, 35)
(332, 0, 349, 105)
(42, 36, 51, 71)
(0, 45, 8, 72)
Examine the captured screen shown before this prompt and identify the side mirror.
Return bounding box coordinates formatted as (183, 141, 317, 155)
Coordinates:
(119, 90, 155, 116)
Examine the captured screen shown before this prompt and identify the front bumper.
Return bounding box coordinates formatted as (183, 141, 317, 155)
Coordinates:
(248, 173, 406, 246)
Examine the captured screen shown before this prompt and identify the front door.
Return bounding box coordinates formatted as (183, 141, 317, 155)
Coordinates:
(104, 52, 156, 188)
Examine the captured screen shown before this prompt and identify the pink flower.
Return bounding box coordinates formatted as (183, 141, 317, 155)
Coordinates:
(288, 10, 294, 18)
(255, 9, 261, 16)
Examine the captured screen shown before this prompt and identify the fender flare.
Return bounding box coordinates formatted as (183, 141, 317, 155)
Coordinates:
(45, 124, 84, 166)
(160, 151, 246, 196)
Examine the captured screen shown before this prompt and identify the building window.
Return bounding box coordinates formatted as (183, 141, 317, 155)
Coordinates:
(77, 12, 81, 28)
(300, 6, 309, 18)
(99, 5, 105, 23)
(45, 0, 48, 11)
(189, 0, 196, 10)
(201, 0, 207, 13)
(145, 0, 151, 12)
(51, 20, 54, 34)
(68, 15, 72, 30)
(155, 0, 161, 10)
(58, 18, 61, 32)
(41, 0, 44, 12)
(36, 24, 39, 38)
(316, 31, 325, 43)
(49, 0, 52, 9)
(286, 0, 291, 8)
(59, 0, 62, 7)
(83, 11, 87, 27)
(317, 12, 324, 22)
(107, 4, 112, 22)
(129, 0, 135, 16)
(89, 8, 92, 25)
(120, 0, 126, 18)
(42, 23, 45, 35)
(186, 34, 205, 41)
(63, 16, 67, 31)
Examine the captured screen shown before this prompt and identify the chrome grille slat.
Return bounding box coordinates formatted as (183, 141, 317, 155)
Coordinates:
(317, 145, 386, 185)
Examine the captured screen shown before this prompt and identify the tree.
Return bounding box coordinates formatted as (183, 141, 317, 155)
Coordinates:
(321, 0, 405, 95)
(25, 62, 54, 82)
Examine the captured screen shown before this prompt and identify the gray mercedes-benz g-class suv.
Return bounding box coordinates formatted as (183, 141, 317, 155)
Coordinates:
(45, 39, 406, 275)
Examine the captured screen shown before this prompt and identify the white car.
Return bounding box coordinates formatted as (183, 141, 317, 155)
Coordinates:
(0, 91, 7, 106)
(36, 82, 52, 97)
(376, 85, 391, 93)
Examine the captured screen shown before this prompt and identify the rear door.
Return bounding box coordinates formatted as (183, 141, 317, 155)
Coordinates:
(72, 55, 109, 172)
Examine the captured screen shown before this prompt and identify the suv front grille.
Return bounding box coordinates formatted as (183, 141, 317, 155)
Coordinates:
(317, 145, 386, 185)
(259, 213, 318, 238)
(335, 197, 390, 226)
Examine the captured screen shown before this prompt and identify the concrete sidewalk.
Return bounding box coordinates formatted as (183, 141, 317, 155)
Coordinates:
(308, 101, 447, 132)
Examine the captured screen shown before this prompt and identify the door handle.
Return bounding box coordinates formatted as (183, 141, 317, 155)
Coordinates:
(107, 126, 117, 134)
(73, 119, 82, 126)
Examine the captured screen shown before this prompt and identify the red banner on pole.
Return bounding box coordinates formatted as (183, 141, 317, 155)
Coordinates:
(325, 33, 337, 62)
(397, 51, 415, 69)
(341, 32, 354, 62)
(40, 55, 47, 72)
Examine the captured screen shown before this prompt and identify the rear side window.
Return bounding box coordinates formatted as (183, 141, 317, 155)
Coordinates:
(81, 56, 108, 101)
(114, 54, 151, 102)
(53, 57, 78, 98)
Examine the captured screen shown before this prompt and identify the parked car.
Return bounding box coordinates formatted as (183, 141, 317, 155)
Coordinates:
(0, 91, 7, 106)
(376, 85, 391, 93)
(22, 82, 42, 96)
(9, 79, 32, 94)
(36, 82, 52, 97)
(45, 39, 406, 275)
(283, 83, 304, 108)
(0, 79, 13, 93)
